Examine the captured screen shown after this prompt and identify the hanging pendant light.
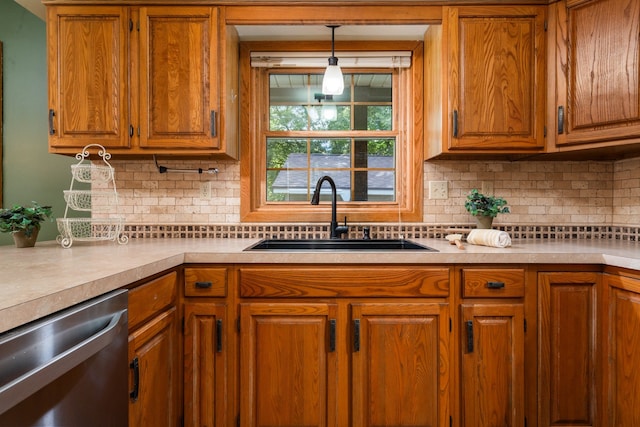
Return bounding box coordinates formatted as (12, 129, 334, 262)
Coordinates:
(322, 25, 344, 96)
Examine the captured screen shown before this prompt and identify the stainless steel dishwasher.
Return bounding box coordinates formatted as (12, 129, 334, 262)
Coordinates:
(0, 289, 128, 426)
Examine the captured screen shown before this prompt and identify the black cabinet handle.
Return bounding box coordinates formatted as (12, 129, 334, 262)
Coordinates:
(487, 281, 505, 289)
(129, 357, 139, 401)
(452, 110, 459, 138)
(353, 319, 360, 352)
(216, 319, 223, 353)
(558, 106, 565, 134)
(328, 319, 336, 352)
(210, 110, 217, 137)
(195, 281, 212, 289)
(466, 320, 474, 353)
(48, 109, 56, 135)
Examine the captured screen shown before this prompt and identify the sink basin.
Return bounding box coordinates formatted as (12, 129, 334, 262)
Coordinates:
(244, 239, 437, 251)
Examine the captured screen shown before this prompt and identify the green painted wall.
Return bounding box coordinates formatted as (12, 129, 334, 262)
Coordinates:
(0, 2, 74, 246)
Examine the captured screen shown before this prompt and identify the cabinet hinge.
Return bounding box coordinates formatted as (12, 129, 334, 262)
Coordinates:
(524, 318, 527, 333)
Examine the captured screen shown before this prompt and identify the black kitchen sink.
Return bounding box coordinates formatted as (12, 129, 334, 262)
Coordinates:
(244, 239, 437, 251)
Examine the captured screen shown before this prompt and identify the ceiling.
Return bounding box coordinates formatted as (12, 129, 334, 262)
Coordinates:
(14, 0, 45, 20)
(235, 25, 429, 41)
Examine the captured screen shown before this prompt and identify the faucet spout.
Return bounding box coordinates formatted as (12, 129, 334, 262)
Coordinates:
(311, 176, 349, 239)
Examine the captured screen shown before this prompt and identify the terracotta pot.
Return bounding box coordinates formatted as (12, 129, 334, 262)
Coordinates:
(12, 229, 39, 248)
(474, 215, 494, 229)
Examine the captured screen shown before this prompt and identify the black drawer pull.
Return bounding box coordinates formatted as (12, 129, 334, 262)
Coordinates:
(466, 321, 474, 353)
(48, 109, 56, 135)
(210, 110, 217, 137)
(353, 319, 361, 352)
(487, 281, 505, 289)
(216, 319, 223, 353)
(452, 109, 459, 137)
(195, 281, 212, 289)
(558, 106, 565, 134)
(130, 357, 139, 401)
(328, 319, 336, 352)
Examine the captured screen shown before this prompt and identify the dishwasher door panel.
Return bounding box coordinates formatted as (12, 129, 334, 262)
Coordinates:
(0, 290, 128, 426)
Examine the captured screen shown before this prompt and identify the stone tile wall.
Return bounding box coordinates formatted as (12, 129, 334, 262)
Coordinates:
(93, 157, 639, 232)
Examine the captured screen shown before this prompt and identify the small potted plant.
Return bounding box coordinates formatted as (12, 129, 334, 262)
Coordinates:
(0, 202, 53, 247)
(464, 189, 509, 229)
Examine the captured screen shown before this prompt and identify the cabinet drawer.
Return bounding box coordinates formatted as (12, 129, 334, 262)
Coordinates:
(128, 271, 177, 330)
(462, 269, 525, 298)
(239, 267, 449, 298)
(184, 268, 227, 297)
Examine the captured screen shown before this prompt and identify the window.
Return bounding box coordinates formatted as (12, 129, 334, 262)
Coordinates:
(240, 41, 423, 223)
(268, 73, 395, 202)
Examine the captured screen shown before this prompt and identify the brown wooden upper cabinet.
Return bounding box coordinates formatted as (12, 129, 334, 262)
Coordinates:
(425, 6, 546, 158)
(551, 0, 640, 153)
(47, 6, 238, 158)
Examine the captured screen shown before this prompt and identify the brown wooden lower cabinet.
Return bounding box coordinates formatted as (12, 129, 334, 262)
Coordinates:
(603, 270, 640, 427)
(236, 265, 452, 426)
(174, 264, 640, 427)
(351, 302, 450, 427)
(127, 271, 180, 427)
(538, 272, 600, 427)
(460, 303, 525, 427)
(238, 300, 450, 427)
(183, 303, 228, 427)
(240, 302, 339, 426)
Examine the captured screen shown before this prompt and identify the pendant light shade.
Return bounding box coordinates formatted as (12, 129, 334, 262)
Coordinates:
(322, 26, 344, 95)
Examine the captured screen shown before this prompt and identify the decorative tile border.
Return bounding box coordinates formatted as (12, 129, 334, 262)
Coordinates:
(122, 223, 640, 241)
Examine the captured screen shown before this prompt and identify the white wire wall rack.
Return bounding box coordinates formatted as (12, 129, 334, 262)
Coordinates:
(56, 144, 128, 248)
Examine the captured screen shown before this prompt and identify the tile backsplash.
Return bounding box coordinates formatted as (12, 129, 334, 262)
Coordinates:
(95, 157, 640, 231)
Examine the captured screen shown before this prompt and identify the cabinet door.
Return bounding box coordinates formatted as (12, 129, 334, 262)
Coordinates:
(47, 6, 130, 149)
(183, 303, 227, 427)
(128, 306, 179, 427)
(604, 274, 640, 427)
(555, 0, 640, 147)
(138, 7, 219, 149)
(461, 303, 525, 427)
(351, 302, 450, 427)
(445, 6, 546, 151)
(538, 272, 600, 427)
(239, 303, 338, 427)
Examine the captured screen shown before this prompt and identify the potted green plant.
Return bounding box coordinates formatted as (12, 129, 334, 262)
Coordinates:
(0, 202, 53, 247)
(464, 189, 509, 229)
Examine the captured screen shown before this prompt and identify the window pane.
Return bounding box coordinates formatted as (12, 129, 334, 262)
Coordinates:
(354, 74, 392, 102)
(270, 74, 307, 102)
(267, 169, 310, 202)
(310, 138, 350, 156)
(266, 139, 307, 168)
(270, 106, 309, 131)
(309, 105, 350, 130)
(363, 171, 395, 201)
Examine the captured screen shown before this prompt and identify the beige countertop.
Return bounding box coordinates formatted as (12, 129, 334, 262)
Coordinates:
(1, 237, 639, 334)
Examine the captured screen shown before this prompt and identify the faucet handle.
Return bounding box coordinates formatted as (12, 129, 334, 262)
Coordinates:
(334, 216, 349, 239)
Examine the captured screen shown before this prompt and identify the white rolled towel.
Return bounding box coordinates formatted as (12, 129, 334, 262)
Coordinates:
(467, 229, 512, 248)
